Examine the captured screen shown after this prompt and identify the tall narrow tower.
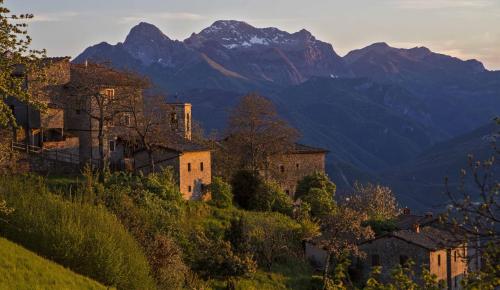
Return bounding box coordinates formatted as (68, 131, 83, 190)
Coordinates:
(166, 103, 192, 140)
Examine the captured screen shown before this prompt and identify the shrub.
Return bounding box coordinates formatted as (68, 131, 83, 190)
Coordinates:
(210, 177, 233, 208)
(249, 180, 293, 215)
(233, 212, 305, 270)
(301, 187, 337, 219)
(0, 175, 155, 290)
(295, 172, 336, 201)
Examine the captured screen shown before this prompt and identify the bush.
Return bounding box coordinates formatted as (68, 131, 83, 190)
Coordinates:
(0, 175, 155, 290)
(231, 212, 305, 270)
(249, 180, 293, 215)
(210, 177, 233, 208)
(295, 172, 336, 201)
(301, 187, 337, 219)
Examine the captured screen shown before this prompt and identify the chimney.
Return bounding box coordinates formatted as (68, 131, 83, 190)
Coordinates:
(412, 223, 420, 233)
(402, 208, 411, 215)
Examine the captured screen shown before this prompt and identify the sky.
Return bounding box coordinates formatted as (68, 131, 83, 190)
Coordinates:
(6, 0, 500, 70)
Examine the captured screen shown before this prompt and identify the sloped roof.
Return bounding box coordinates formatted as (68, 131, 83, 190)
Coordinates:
(291, 143, 329, 154)
(361, 225, 462, 251)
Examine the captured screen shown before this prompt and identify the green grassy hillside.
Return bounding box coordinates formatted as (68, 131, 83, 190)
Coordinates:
(0, 237, 108, 290)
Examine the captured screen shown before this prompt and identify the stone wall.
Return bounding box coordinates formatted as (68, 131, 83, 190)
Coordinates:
(268, 152, 326, 197)
(359, 236, 430, 284)
(179, 151, 211, 200)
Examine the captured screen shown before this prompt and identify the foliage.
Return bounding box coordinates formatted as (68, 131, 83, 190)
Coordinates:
(191, 231, 257, 279)
(295, 172, 336, 201)
(0, 175, 155, 290)
(210, 260, 319, 290)
(0, 0, 46, 127)
(249, 179, 293, 215)
(461, 242, 500, 289)
(224, 94, 299, 174)
(362, 219, 398, 236)
(365, 261, 444, 290)
(302, 187, 337, 219)
(235, 211, 305, 270)
(344, 182, 400, 221)
(210, 176, 233, 208)
(0, 237, 108, 290)
(443, 119, 499, 288)
(318, 207, 374, 289)
(147, 234, 189, 289)
(87, 169, 190, 289)
(231, 170, 262, 209)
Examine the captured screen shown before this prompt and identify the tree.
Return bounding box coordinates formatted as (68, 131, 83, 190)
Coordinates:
(0, 1, 46, 128)
(318, 207, 374, 289)
(295, 172, 336, 201)
(443, 118, 499, 288)
(224, 94, 299, 175)
(344, 182, 400, 221)
(64, 63, 148, 169)
(118, 94, 173, 172)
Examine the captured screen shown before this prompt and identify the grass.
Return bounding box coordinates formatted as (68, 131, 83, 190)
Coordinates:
(0, 237, 109, 290)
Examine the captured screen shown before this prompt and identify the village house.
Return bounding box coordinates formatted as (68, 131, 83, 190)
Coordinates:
(7, 57, 80, 163)
(8, 59, 212, 200)
(305, 210, 470, 290)
(133, 137, 211, 200)
(267, 143, 328, 197)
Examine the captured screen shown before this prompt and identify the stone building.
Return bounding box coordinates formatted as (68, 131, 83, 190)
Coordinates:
(267, 143, 328, 197)
(7, 57, 79, 159)
(133, 138, 211, 200)
(63, 63, 145, 166)
(305, 211, 469, 290)
(358, 225, 467, 289)
(165, 103, 192, 140)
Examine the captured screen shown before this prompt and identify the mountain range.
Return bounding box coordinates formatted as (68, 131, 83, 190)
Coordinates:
(74, 20, 500, 210)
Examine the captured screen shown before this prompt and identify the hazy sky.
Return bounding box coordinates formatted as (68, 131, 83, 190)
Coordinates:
(7, 0, 500, 70)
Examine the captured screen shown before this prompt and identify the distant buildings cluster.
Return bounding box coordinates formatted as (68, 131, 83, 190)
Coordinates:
(7, 57, 327, 200)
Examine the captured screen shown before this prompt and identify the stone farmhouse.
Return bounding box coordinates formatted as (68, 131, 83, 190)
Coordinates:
(306, 210, 471, 290)
(267, 143, 328, 197)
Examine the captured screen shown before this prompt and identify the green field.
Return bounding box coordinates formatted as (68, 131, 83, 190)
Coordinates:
(0, 237, 108, 290)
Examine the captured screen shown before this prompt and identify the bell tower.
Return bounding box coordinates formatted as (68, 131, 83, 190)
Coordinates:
(167, 103, 192, 140)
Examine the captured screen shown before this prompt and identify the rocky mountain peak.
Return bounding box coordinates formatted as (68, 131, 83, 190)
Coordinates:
(124, 22, 171, 45)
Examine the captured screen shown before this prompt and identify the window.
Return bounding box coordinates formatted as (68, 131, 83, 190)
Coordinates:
(109, 140, 116, 152)
(200, 162, 204, 171)
(9, 105, 15, 114)
(75, 109, 81, 115)
(371, 254, 380, 267)
(121, 114, 130, 126)
(188, 185, 192, 192)
(296, 163, 300, 169)
(170, 112, 178, 129)
(103, 88, 115, 97)
(400, 255, 409, 268)
(285, 190, 290, 195)
(280, 165, 285, 173)
(437, 254, 441, 266)
(454, 251, 457, 262)
(187, 163, 191, 172)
